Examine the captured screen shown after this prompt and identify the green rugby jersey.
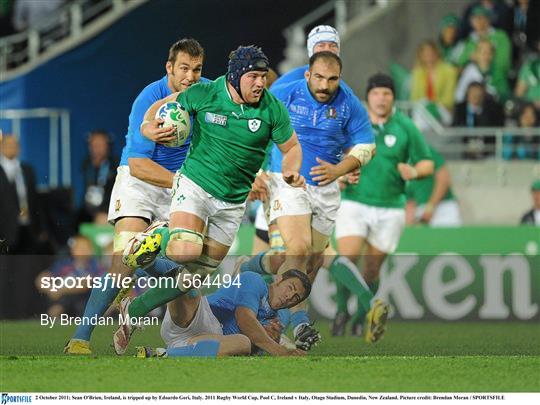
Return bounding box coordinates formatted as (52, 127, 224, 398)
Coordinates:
(176, 76, 293, 203)
(342, 110, 432, 208)
(405, 144, 455, 205)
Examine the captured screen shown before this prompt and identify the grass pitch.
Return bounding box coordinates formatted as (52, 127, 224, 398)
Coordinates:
(1, 320, 539, 392)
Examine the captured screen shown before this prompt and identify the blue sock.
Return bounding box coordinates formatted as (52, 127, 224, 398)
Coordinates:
(277, 309, 292, 332)
(73, 276, 119, 341)
(142, 256, 179, 277)
(240, 252, 268, 275)
(290, 310, 310, 331)
(166, 340, 220, 357)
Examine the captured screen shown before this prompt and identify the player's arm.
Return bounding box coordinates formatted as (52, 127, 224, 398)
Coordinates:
(140, 92, 180, 143)
(309, 144, 375, 186)
(422, 165, 451, 222)
(398, 120, 434, 180)
(128, 158, 174, 188)
(277, 131, 305, 188)
(235, 306, 305, 356)
(397, 160, 434, 180)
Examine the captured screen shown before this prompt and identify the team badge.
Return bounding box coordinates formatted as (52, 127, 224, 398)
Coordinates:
(384, 134, 396, 147)
(326, 107, 337, 119)
(115, 199, 121, 212)
(248, 119, 261, 132)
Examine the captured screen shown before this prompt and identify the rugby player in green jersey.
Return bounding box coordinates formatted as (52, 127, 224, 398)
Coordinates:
(330, 74, 434, 342)
(112, 46, 305, 355)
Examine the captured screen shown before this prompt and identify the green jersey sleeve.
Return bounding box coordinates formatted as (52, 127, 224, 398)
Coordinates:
(406, 119, 432, 164)
(269, 99, 294, 145)
(175, 82, 208, 114)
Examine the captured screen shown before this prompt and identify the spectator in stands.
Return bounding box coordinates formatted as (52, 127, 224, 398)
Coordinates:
(406, 144, 462, 227)
(0, 0, 15, 37)
(520, 180, 540, 225)
(35, 235, 105, 317)
(509, 0, 530, 66)
(459, 0, 512, 40)
(453, 82, 505, 158)
(0, 134, 45, 254)
(455, 39, 510, 103)
(410, 40, 457, 124)
(515, 38, 540, 109)
(0, 134, 48, 319)
(12, 0, 65, 31)
(503, 102, 539, 160)
(438, 14, 463, 66)
(78, 130, 117, 225)
(456, 5, 512, 80)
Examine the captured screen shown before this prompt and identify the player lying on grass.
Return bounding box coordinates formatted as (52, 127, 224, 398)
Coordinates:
(238, 51, 374, 349)
(115, 270, 310, 357)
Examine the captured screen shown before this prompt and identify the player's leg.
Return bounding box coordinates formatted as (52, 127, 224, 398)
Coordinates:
(361, 207, 405, 342)
(329, 200, 374, 334)
(188, 334, 251, 357)
(252, 203, 270, 255)
(65, 216, 147, 354)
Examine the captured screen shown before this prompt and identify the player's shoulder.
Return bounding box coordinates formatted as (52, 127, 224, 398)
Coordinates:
(272, 64, 308, 88)
(270, 78, 304, 100)
(239, 271, 267, 291)
(134, 76, 169, 104)
(392, 109, 416, 129)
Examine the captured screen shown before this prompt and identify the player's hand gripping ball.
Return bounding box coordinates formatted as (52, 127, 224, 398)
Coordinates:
(155, 102, 191, 147)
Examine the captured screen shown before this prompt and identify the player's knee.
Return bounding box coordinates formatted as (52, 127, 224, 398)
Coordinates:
(342, 253, 361, 264)
(166, 227, 205, 263)
(229, 335, 251, 356)
(166, 240, 202, 263)
(285, 239, 312, 257)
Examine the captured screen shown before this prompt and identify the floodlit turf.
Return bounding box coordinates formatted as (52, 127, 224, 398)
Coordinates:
(1, 321, 539, 392)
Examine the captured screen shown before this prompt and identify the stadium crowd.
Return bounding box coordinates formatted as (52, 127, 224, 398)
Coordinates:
(393, 0, 539, 160)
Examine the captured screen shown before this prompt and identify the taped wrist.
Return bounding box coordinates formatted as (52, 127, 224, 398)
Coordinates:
(348, 143, 375, 166)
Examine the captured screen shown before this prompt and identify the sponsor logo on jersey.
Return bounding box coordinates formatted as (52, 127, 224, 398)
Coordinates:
(115, 199, 121, 212)
(273, 199, 282, 211)
(205, 112, 228, 126)
(326, 107, 337, 119)
(384, 134, 396, 147)
(290, 104, 310, 116)
(248, 119, 261, 132)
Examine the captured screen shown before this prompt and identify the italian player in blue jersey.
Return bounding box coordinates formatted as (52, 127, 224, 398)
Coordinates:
(130, 270, 310, 357)
(240, 51, 375, 350)
(64, 38, 207, 355)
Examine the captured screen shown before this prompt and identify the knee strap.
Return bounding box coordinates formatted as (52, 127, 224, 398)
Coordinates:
(169, 228, 204, 245)
(113, 231, 139, 253)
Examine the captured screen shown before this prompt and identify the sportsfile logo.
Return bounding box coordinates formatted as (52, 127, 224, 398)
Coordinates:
(1, 393, 32, 404)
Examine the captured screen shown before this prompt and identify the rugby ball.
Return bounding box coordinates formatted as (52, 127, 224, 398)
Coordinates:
(155, 101, 191, 147)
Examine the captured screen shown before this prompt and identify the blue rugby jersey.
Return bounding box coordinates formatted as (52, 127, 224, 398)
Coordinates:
(119, 76, 210, 173)
(269, 78, 373, 186)
(207, 272, 277, 335)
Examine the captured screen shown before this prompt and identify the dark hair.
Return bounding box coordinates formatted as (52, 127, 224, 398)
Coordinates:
(281, 269, 312, 301)
(309, 51, 342, 72)
(88, 129, 111, 144)
(168, 38, 205, 63)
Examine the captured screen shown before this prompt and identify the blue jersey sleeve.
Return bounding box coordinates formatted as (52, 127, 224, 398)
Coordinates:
(126, 87, 161, 159)
(344, 95, 374, 149)
(234, 272, 267, 315)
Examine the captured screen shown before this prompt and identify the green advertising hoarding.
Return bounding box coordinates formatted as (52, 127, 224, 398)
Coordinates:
(80, 224, 539, 321)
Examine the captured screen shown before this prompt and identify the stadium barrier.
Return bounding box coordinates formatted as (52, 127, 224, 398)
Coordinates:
(80, 223, 539, 322)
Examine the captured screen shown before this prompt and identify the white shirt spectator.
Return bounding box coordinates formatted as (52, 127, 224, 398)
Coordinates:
(13, 0, 65, 31)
